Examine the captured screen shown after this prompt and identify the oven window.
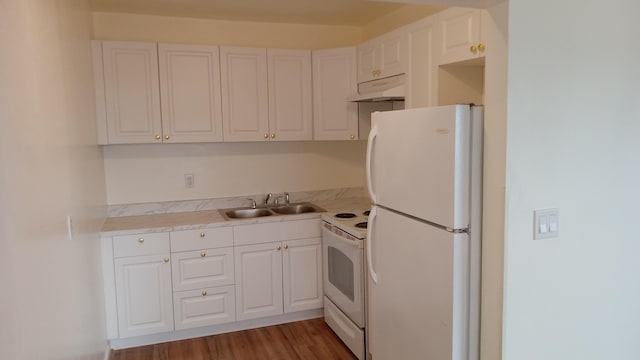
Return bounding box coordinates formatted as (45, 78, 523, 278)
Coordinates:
(328, 246, 354, 301)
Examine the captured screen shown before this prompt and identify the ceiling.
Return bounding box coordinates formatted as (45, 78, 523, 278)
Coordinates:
(89, 0, 443, 26)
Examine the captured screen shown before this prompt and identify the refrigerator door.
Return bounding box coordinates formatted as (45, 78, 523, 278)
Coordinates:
(367, 105, 473, 230)
(367, 205, 470, 360)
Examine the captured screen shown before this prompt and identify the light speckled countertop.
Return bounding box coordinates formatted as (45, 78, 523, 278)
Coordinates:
(101, 197, 371, 236)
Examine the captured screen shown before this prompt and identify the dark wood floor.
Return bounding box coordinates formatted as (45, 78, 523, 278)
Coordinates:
(111, 318, 357, 360)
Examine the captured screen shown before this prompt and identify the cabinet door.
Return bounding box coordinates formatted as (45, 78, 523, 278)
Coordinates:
(437, 7, 483, 65)
(282, 237, 323, 313)
(158, 44, 223, 143)
(357, 40, 378, 83)
(102, 41, 162, 144)
(234, 242, 283, 321)
(312, 47, 358, 141)
(379, 31, 408, 79)
(114, 254, 173, 338)
(171, 247, 234, 292)
(220, 47, 269, 142)
(267, 49, 312, 141)
(406, 17, 436, 108)
(173, 285, 236, 330)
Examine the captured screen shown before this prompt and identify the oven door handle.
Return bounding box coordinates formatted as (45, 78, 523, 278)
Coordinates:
(322, 227, 362, 248)
(367, 206, 378, 284)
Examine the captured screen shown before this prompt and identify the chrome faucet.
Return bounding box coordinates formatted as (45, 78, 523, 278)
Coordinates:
(275, 192, 290, 206)
(247, 198, 257, 209)
(264, 193, 273, 206)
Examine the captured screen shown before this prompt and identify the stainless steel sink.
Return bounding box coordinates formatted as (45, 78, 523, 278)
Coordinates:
(220, 202, 325, 221)
(224, 208, 273, 219)
(270, 203, 321, 215)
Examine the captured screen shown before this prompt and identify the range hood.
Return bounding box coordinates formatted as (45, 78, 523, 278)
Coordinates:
(348, 74, 405, 102)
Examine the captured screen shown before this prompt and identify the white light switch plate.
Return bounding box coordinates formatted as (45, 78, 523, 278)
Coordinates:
(534, 208, 559, 240)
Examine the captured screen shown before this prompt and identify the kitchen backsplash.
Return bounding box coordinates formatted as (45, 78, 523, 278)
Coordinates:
(107, 187, 366, 217)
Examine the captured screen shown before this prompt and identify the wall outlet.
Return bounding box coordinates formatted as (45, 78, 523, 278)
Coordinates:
(534, 208, 559, 240)
(184, 174, 195, 189)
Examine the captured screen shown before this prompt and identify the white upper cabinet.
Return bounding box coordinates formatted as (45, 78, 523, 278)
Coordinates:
(220, 47, 269, 142)
(158, 44, 223, 143)
(267, 49, 313, 141)
(357, 30, 408, 83)
(436, 7, 485, 65)
(100, 41, 162, 144)
(405, 16, 437, 108)
(220, 47, 312, 142)
(312, 47, 358, 141)
(94, 41, 225, 144)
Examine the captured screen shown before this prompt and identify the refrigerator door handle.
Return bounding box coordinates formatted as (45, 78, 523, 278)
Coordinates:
(367, 206, 378, 284)
(366, 126, 378, 203)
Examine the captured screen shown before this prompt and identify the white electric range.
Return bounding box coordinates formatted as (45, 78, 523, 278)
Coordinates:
(321, 209, 370, 360)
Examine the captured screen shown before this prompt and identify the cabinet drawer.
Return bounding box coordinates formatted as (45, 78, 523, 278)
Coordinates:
(171, 247, 234, 292)
(234, 218, 321, 246)
(171, 227, 233, 252)
(113, 232, 170, 258)
(173, 285, 236, 330)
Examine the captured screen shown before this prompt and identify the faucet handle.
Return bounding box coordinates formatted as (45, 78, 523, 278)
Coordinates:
(247, 198, 257, 209)
(284, 192, 290, 205)
(264, 193, 273, 205)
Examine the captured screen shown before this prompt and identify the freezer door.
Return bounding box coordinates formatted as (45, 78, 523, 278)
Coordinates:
(367, 206, 470, 360)
(367, 105, 474, 229)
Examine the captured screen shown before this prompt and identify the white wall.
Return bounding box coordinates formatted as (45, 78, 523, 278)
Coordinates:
(503, 0, 640, 359)
(480, 3, 508, 360)
(0, 1, 108, 359)
(104, 141, 366, 204)
(92, 12, 363, 49)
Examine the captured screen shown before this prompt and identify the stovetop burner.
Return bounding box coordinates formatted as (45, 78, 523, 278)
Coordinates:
(335, 213, 357, 219)
(363, 210, 370, 216)
(355, 222, 368, 229)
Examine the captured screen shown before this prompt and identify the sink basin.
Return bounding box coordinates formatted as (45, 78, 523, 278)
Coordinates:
(271, 203, 321, 215)
(220, 202, 325, 221)
(224, 208, 273, 219)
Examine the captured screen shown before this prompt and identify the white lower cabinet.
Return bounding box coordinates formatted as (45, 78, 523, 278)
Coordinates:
(283, 237, 323, 313)
(171, 247, 235, 292)
(233, 219, 323, 321)
(173, 285, 236, 330)
(170, 228, 236, 330)
(103, 218, 323, 346)
(114, 253, 174, 338)
(234, 242, 284, 321)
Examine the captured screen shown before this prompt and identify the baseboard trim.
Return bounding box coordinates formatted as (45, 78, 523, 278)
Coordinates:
(110, 308, 323, 350)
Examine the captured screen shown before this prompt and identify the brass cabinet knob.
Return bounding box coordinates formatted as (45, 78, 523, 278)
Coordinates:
(350, 134, 355, 140)
(164, 134, 170, 140)
(283, 244, 289, 250)
(138, 238, 144, 243)
(164, 257, 169, 263)
(199, 232, 205, 238)
(371, 69, 376, 75)
(478, 43, 485, 52)
(155, 134, 161, 140)
(202, 290, 207, 296)
(201, 251, 206, 257)
(263, 133, 269, 139)
(271, 133, 276, 139)
(276, 245, 281, 251)
(470, 45, 478, 54)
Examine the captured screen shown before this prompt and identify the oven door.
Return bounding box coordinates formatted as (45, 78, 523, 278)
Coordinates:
(322, 225, 365, 328)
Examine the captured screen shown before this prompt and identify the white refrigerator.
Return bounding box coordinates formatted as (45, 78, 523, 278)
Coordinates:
(366, 105, 482, 360)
